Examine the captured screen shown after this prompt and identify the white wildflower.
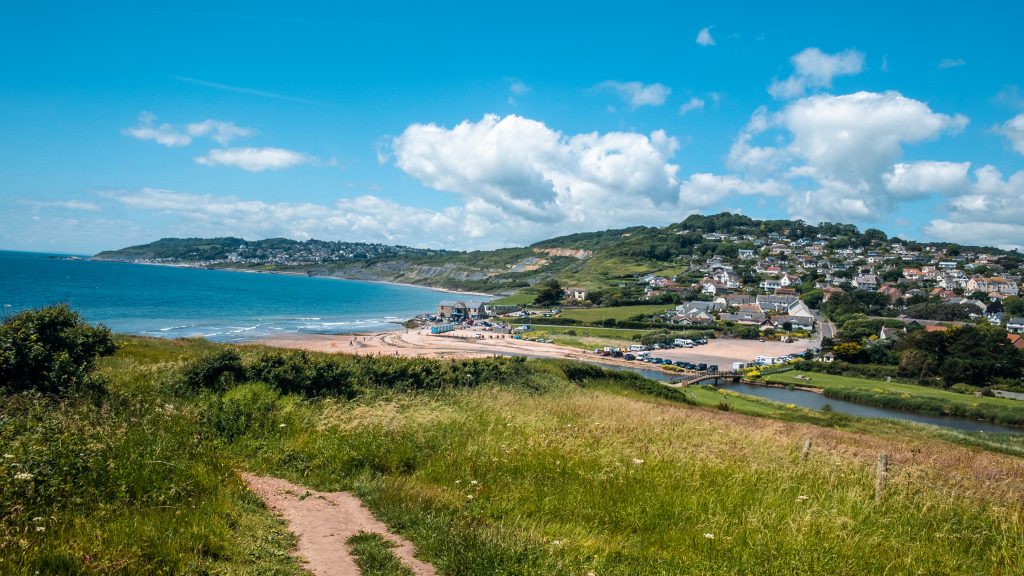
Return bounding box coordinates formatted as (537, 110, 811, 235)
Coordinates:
(470, 480, 478, 485)
(552, 539, 562, 546)
(14, 472, 33, 481)
(2, 454, 14, 459)
(35, 526, 45, 532)
(703, 533, 715, 539)
(797, 495, 809, 502)
(466, 494, 474, 500)
(632, 458, 644, 465)
(278, 423, 287, 428)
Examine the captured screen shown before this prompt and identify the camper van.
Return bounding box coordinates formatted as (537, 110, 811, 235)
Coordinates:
(673, 338, 695, 348)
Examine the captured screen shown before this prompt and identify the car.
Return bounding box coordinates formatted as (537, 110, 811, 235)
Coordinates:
(624, 353, 636, 361)
(709, 364, 719, 371)
(674, 361, 687, 367)
(758, 338, 765, 342)
(697, 363, 708, 371)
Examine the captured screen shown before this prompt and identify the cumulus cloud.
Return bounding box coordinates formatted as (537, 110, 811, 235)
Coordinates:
(938, 58, 966, 69)
(696, 27, 716, 46)
(768, 48, 865, 99)
(194, 147, 314, 172)
(883, 161, 971, 198)
(724, 90, 970, 222)
(123, 113, 253, 147)
(923, 166, 1024, 248)
(678, 97, 705, 115)
(599, 81, 671, 108)
(390, 114, 689, 229)
(995, 113, 1024, 155)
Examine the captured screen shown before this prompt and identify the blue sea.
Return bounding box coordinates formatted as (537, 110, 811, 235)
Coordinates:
(0, 250, 488, 342)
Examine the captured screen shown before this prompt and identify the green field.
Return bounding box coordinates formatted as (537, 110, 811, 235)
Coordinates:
(5, 336, 1024, 574)
(522, 324, 652, 341)
(766, 371, 1023, 411)
(558, 304, 675, 322)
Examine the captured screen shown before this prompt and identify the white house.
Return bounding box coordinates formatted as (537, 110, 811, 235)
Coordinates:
(1008, 318, 1024, 334)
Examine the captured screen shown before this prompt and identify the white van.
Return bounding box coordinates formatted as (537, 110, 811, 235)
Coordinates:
(674, 338, 695, 348)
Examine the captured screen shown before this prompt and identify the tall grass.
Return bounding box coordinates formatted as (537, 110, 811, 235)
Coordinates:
(3, 336, 1024, 574)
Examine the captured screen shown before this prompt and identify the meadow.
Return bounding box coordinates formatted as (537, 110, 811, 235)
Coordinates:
(765, 370, 1024, 427)
(557, 304, 675, 323)
(3, 335, 1024, 574)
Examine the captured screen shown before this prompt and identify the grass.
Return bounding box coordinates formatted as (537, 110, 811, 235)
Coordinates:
(521, 324, 652, 342)
(347, 532, 414, 576)
(4, 336, 1024, 574)
(558, 304, 675, 323)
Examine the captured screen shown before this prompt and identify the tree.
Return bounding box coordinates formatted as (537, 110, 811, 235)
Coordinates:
(1004, 296, 1024, 317)
(533, 278, 563, 306)
(0, 304, 117, 396)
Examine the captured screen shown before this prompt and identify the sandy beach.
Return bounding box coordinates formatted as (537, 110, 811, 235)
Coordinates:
(260, 327, 819, 374)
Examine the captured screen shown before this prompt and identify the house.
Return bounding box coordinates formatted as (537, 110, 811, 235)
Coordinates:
(879, 283, 902, 302)
(716, 294, 755, 307)
(711, 267, 743, 289)
(1008, 333, 1024, 350)
(852, 274, 880, 290)
(769, 315, 815, 331)
(879, 326, 905, 340)
(719, 312, 766, 325)
(966, 275, 1019, 296)
(738, 249, 755, 260)
(779, 274, 802, 287)
(1008, 318, 1024, 334)
(671, 313, 713, 325)
(822, 286, 844, 302)
(787, 300, 814, 318)
(563, 287, 589, 301)
(756, 294, 799, 313)
(438, 300, 488, 319)
(675, 301, 724, 315)
(759, 278, 783, 291)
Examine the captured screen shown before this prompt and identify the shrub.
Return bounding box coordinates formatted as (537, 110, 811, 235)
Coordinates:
(205, 382, 281, 440)
(177, 349, 245, 392)
(0, 304, 117, 396)
(246, 350, 355, 397)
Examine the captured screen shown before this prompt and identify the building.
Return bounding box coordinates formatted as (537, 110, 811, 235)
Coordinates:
(769, 315, 815, 331)
(966, 275, 1019, 296)
(563, 287, 589, 301)
(1008, 318, 1024, 334)
(756, 294, 799, 313)
(438, 300, 488, 320)
(852, 274, 880, 291)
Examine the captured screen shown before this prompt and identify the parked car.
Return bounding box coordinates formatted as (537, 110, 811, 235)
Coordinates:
(624, 353, 636, 361)
(709, 364, 719, 371)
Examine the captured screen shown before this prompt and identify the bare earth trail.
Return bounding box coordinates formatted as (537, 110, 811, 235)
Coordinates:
(241, 473, 437, 576)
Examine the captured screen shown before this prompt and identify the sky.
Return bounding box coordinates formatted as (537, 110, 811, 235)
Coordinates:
(2, 1, 1024, 254)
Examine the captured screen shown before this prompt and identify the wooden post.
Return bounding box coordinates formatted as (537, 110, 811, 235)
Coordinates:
(800, 439, 812, 461)
(875, 453, 889, 502)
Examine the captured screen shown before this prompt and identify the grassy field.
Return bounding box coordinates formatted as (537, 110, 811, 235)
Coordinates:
(522, 324, 652, 341)
(4, 337, 1024, 574)
(559, 304, 675, 323)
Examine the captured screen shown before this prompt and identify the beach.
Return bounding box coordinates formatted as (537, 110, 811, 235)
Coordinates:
(260, 326, 819, 373)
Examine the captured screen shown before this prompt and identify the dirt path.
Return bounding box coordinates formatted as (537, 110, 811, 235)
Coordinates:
(241, 472, 436, 576)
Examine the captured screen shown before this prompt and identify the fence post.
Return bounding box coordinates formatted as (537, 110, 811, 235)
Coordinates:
(800, 439, 812, 461)
(875, 453, 889, 502)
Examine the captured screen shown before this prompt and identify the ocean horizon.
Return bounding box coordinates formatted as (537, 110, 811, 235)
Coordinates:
(0, 250, 489, 342)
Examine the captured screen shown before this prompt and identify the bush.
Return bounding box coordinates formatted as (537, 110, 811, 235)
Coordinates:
(0, 304, 117, 396)
(246, 350, 355, 397)
(205, 382, 282, 440)
(177, 349, 245, 392)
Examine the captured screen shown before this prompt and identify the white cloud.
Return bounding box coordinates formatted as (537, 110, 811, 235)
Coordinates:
(938, 58, 966, 69)
(995, 112, 1024, 155)
(678, 97, 705, 115)
(680, 173, 789, 207)
(599, 81, 671, 108)
(725, 91, 970, 222)
(26, 199, 101, 211)
(696, 27, 716, 46)
(506, 77, 530, 105)
(883, 161, 971, 198)
(122, 112, 192, 147)
(123, 112, 254, 147)
(194, 147, 314, 172)
(391, 114, 685, 228)
(768, 48, 865, 99)
(186, 120, 255, 146)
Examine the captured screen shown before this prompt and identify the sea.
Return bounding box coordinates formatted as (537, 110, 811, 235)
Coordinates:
(0, 250, 488, 342)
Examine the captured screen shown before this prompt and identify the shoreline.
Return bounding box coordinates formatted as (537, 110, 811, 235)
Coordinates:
(91, 258, 498, 298)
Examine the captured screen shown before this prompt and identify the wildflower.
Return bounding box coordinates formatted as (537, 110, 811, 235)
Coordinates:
(14, 472, 33, 481)
(797, 495, 809, 502)
(703, 533, 714, 539)
(470, 480, 478, 485)
(552, 540, 562, 546)
(632, 458, 644, 465)
(2, 454, 13, 459)
(466, 495, 473, 500)
(278, 423, 287, 428)
(32, 517, 43, 522)
(35, 526, 45, 532)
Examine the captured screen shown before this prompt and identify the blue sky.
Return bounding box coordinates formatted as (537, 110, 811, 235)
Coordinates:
(2, 1, 1023, 253)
